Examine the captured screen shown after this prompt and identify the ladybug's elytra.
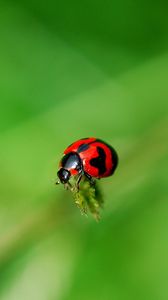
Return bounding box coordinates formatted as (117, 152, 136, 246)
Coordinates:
(57, 137, 118, 189)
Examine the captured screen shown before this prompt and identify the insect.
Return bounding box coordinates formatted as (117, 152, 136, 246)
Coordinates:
(57, 137, 118, 190)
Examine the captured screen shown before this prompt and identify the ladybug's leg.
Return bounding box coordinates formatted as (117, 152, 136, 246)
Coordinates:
(76, 172, 83, 191)
(64, 181, 73, 191)
(84, 172, 95, 186)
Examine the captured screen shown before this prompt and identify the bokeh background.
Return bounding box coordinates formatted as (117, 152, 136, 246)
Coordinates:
(1, 0, 168, 299)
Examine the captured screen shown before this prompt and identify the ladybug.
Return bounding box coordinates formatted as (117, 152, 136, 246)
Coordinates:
(57, 137, 118, 189)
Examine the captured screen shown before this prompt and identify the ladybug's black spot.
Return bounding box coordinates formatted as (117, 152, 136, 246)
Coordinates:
(67, 138, 89, 149)
(77, 143, 90, 153)
(90, 146, 106, 175)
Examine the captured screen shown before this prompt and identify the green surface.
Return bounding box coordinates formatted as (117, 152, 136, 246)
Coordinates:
(0, 1, 168, 299)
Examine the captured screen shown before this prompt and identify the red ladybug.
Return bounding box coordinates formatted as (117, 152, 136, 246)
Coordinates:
(57, 137, 118, 189)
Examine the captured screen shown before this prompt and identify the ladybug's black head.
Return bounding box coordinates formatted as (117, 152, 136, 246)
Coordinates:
(57, 168, 71, 184)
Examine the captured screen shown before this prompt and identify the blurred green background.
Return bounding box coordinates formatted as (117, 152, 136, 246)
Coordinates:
(0, 0, 168, 299)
